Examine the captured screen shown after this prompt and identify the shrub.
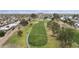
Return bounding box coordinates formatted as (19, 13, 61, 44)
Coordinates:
(17, 30, 23, 37)
(51, 22, 60, 34)
(0, 31, 5, 37)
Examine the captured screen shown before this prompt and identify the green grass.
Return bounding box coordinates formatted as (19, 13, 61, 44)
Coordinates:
(73, 31, 79, 44)
(8, 33, 19, 44)
(29, 21, 48, 47)
(3, 24, 32, 48)
(43, 21, 61, 48)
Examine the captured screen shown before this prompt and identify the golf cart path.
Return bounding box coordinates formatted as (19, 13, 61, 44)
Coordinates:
(26, 28, 31, 48)
(26, 21, 39, 48)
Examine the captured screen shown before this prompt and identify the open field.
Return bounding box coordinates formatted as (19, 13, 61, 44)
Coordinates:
(73, 31, 79, 43)
(29, 21, 48, 47)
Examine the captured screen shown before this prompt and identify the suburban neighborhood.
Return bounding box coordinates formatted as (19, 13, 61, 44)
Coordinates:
(0, 10, 79, 48)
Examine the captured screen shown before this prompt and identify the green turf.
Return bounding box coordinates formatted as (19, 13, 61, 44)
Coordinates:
(8, 33, 19, 44)
(29, 21, 47, 47)
(73, 31, 79, 44)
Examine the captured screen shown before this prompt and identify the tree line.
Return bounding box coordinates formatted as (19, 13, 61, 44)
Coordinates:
(47, 14, 79, 48)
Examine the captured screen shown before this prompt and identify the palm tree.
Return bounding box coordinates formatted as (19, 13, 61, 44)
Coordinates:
(0, 31, 5, 37)
(17, 30, 23, 37)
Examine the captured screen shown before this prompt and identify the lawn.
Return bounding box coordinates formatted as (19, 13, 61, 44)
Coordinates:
(29, 21, 48, 47)
(72, 30, 79, 47)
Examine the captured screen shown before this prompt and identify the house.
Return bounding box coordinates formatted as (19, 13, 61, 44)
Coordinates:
(68, 16, 73, 19)
(60, 16, 65, 20)
(74, 23, 79, 28)
(60, 15, 73, 21)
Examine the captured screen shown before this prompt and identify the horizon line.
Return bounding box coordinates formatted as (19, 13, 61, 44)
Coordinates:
(0, 10, 79, 14)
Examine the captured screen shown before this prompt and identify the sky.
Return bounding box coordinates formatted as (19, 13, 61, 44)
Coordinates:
(0, 10, 79, 14)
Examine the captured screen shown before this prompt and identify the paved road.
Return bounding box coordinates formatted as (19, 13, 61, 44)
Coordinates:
(26, 32, 30, 48)
(26, 27, 32, 48)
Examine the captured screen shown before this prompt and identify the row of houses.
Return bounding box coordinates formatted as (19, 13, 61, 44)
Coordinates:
(0, 15, 23, 31)
(0, 15, 19, 27)
(0, 21, 20, 31)
(0, 14, 31, 31)
(59, 15, 79, 28)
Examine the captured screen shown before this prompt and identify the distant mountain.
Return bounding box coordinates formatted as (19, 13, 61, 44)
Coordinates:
(0, 10, 79, 14)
